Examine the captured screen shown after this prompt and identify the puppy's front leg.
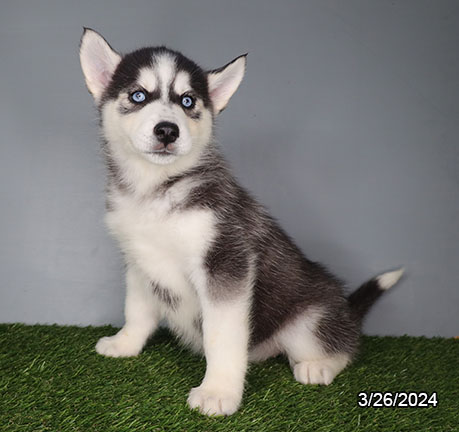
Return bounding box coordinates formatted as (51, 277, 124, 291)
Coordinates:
(96, 264, 160, 357)
(187, 277, 251, 416)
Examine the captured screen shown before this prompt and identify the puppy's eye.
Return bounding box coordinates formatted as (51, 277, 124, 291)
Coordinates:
(130, 91, 146, 103)
(181, 95, 195, 109)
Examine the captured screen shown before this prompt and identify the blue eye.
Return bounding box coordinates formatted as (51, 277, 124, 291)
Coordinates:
(181, 95, 195, 109)
(131, 91, 146, 103)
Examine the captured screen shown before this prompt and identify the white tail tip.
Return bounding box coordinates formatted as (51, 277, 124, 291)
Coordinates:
(377, 268, 405, 290)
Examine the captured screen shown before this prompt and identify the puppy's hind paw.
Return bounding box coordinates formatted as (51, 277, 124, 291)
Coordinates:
(293, 360, 335, 385)
(292, 354, 350, 385)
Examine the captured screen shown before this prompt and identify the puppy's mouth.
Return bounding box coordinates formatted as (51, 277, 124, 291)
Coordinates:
(145, 149, 176, 155)
(145, 143, 177, 156)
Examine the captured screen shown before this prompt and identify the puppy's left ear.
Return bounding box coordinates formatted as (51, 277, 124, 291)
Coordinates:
(207, 54, 247, 114)
(79, 28, 121, 103)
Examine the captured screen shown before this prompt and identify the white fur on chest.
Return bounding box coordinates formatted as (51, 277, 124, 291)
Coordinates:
(106, 181, 215, 278)
(105, 182, 216, 349)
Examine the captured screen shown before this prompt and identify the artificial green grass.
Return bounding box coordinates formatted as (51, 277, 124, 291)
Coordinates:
(0, 324, 457, 432)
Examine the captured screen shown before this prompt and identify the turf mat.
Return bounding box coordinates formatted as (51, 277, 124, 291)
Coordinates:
(0, 324, 457, 431)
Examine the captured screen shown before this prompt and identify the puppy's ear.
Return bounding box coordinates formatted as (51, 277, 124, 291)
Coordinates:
(207, 54, 247, 114)
(79, 28, 121, 103)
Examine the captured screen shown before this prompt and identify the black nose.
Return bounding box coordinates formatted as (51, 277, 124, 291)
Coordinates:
(154, 121, 179, 145)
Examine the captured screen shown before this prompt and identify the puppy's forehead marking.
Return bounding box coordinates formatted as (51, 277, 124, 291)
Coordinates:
(155, 54, 177, 101)
(174, 71, 191, 95)
(137, 67, 157, 92)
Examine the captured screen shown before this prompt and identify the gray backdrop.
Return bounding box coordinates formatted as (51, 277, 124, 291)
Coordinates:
(1, 0, 458, 337)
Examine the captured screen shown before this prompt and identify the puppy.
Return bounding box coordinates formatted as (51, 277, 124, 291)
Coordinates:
(79, 28, 403, 416)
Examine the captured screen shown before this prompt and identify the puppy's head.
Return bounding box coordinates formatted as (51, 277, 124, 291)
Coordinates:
(80, 28, 246, 166)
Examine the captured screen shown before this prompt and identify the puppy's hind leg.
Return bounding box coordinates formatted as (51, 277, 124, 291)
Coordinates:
(96, 264, 160, 358)
(278, 308, 356, 385)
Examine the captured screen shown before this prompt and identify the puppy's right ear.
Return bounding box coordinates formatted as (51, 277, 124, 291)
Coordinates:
(79, 28, 121, 103)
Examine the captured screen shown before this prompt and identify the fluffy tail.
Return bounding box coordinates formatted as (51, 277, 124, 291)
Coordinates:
(348, 268, 404, 322)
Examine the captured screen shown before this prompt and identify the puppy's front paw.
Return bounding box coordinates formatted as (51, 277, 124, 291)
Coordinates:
(187, 384, 241, 416)
(95, 334, 142, 358)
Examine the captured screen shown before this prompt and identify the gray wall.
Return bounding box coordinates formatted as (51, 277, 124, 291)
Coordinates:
(1, 0, 458, 337)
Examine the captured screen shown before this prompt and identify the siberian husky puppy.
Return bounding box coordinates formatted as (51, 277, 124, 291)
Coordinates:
(79, 28, 403, 416)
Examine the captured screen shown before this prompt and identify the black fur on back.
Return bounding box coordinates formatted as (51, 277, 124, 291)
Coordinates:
(151, 144, 366, 354)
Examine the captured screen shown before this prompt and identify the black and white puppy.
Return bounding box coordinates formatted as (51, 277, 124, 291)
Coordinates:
(79, 29, 403, 416)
